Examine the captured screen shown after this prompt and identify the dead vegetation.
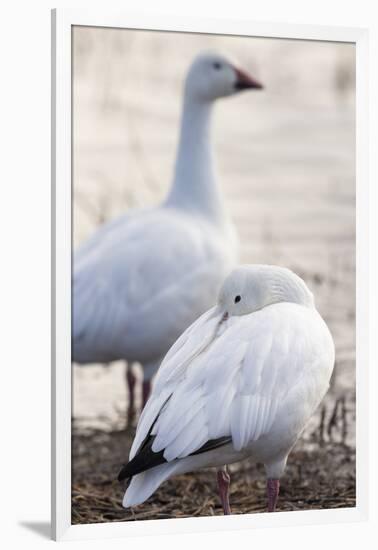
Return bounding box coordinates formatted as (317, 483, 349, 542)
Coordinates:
(72, 407, 356, 524)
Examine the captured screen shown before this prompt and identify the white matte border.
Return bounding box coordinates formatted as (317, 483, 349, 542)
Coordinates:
(51, 8, 369, 542)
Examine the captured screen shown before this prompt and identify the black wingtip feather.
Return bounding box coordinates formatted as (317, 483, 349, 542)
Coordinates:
(117, 435, 232, 482)
(117, 437, 167, 481)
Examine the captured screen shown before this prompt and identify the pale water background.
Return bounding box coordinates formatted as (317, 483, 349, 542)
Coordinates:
(72, 28, 355, 446)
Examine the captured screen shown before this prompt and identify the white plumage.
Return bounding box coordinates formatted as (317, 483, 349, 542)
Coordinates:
(74, 209, 235, 365)
(120, 265, 335, 513)
(73, 52, 263, 419)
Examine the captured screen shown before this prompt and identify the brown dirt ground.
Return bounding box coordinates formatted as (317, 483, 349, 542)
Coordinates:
(72, 422, 356, 524)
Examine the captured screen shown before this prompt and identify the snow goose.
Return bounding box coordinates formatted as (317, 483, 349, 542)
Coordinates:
(118, 265, 335, 513)
(73, 52, 263, 423)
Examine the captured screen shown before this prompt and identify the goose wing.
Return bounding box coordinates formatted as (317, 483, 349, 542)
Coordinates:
(123, 303, 334, 477)
(73, 208, 231, 362)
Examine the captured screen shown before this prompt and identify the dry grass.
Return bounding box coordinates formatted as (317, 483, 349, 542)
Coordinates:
(72, 423, 355, 524)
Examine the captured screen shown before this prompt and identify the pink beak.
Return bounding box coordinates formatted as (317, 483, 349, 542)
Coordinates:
(234, 66, 263, 91)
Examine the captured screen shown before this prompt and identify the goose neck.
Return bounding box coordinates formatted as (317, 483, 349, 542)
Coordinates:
(165, 97, 226, 223)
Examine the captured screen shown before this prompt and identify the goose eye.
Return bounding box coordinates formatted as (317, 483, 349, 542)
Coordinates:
(213, 62, 222, 70)
(234, 295, 241, 303)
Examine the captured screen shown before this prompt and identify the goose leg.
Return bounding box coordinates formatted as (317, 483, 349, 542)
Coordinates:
(142, 360, 161, 410)
(142, 380, 151, 409)
(267, 478, 280, 512)
(126, 362, 137, 426)
(217, 466, 231, 515)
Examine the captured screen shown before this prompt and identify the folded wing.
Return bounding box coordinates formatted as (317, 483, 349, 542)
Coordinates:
(125, 304, 329, 474)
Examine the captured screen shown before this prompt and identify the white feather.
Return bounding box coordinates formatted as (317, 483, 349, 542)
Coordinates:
(123, 282, 335, 507)
(73, 52, 241, 380)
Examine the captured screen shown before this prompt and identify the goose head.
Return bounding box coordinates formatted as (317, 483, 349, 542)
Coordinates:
(218, 265, 314, 318)
(184, 52, 263, 102)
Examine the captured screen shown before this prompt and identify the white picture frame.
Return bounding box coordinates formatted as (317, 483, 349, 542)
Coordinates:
(51, 8, 370, 542)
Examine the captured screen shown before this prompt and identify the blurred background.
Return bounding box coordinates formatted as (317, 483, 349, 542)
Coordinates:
(72, 26, 355, 522)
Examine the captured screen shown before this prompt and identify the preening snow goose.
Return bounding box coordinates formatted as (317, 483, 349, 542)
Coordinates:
(118, 265, 335, 514)
(73, 52, 263, 423)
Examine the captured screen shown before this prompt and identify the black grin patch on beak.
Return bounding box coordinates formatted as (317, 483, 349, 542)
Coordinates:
(234, 80, 263, 91)
(235, 80, 263, 90)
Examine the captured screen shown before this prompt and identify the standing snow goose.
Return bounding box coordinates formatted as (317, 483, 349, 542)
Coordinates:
(73, 52, 263, 423)
(118, 265, 335, 513)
